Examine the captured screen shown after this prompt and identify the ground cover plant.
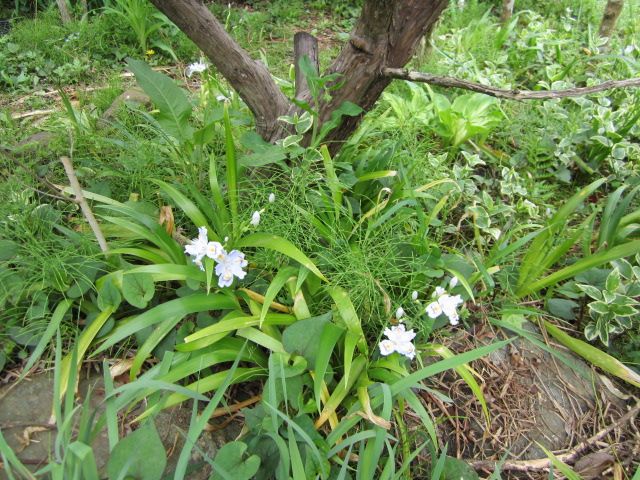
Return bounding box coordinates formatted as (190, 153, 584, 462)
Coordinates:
(1, 0, 640, 479)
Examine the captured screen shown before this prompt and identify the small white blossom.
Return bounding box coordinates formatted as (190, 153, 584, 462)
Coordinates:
(250, 211, 261, 227)
(426, 301, 443, 319)
(426, 290, 464, 326)
(433, 286, 446, 298)
(449, 276, 459, 288)
(184, 226, 209, 265)
(379, 324, 416, 360)
(411, 291, 419, 301)
(395, 307, 405, 320)
(185, 61, 208, 77)
(268, 193, 276, 203)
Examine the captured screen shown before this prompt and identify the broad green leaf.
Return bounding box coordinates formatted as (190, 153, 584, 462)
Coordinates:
(211, 442, 260, 480)
(543, 320, 640, 388)
(107, 422, 166, 480)
(122, 272, 155, 309)
(235, 233, 327, 281)
(282, 312, 332, 369)
(441, 457, 480, 480)
(97, 276, 121, 311)
(126, 58, 193, 142)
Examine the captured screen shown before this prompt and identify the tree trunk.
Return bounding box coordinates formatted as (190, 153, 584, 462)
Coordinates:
(294, 32, 319, 101)
(599, 0, 624, 39)
(501, 0, 515, 23)
(149, 0, 291, 140)
(317, 0, 447, 151)
(56, 0, 72, 24)
(150, 0, 447, 153)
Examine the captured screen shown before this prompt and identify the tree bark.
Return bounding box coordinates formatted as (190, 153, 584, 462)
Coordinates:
(56, 0, 72, 24)
(150, 0, 447, 152)
(317, 0, 448, 151)
(599, 0, 624, 39)
(294, 32, 319, 101)
(149, 0, 290, 140)
(501, 0, 515, 23)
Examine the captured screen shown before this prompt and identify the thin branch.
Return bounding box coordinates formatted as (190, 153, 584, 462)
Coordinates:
(382, 67, 640, 100)
(59, 156, 109, 253)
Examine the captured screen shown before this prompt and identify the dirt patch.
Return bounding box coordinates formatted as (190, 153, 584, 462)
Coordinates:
(418, 321, 639, 478)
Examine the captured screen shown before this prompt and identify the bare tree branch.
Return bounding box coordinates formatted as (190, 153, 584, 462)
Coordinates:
(382, 67, 640, 100)
(148, 0, 290, 139)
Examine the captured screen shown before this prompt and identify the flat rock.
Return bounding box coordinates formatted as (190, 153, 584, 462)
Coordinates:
(0, 369, 238, 479)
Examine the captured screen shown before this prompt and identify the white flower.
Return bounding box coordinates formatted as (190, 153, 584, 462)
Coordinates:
(250, 211, 261, 227)
(411, 291, 419, 301)
(185, 226, 209, 264)
(205, 241, 225, 261)
(383, 324, 416, 345)
(268, 193, 276, 203)
(426, 301, 443, 319)
(214, 249, 248, 288)
(449, 276, 459, 288)
(379, 339, 396, 356)
(395, 307, 405, 320)
(185, 61, 208, 77)
(380, 324, 416, 360)
(437, 294, 464, 325)
(433, 286, 446, 298)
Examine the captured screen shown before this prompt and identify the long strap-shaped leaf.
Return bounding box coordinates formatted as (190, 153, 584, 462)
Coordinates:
(236, 232, 327, 281)
(95, 293, 236, 354)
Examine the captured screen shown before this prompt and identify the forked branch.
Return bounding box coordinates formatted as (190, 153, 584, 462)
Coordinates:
(383, 67, 640, 100)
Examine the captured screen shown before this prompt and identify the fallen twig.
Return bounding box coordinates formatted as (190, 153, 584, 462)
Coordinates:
(382, 68, 640, 100)
(59, 156, 109, 253)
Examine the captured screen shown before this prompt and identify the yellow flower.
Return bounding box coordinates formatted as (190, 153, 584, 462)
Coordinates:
(145, 49, 156, 56)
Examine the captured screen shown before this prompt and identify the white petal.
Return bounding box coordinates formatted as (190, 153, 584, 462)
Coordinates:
(379, 339, 396, 356)
(395, 307, 405, 319)
(426, 301, 443, 319)
(268, 193, 276, 203)
(411, 291, 419, 301)
(449, 276, 458, 288)
(395, 341, 416, 360)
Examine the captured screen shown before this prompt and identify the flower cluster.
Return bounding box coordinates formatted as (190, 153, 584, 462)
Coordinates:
(379, 324, 416, 360)
(185, 61, 208, 77)
(425, 278, 463, 325)
(184, 226, 248, 288)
